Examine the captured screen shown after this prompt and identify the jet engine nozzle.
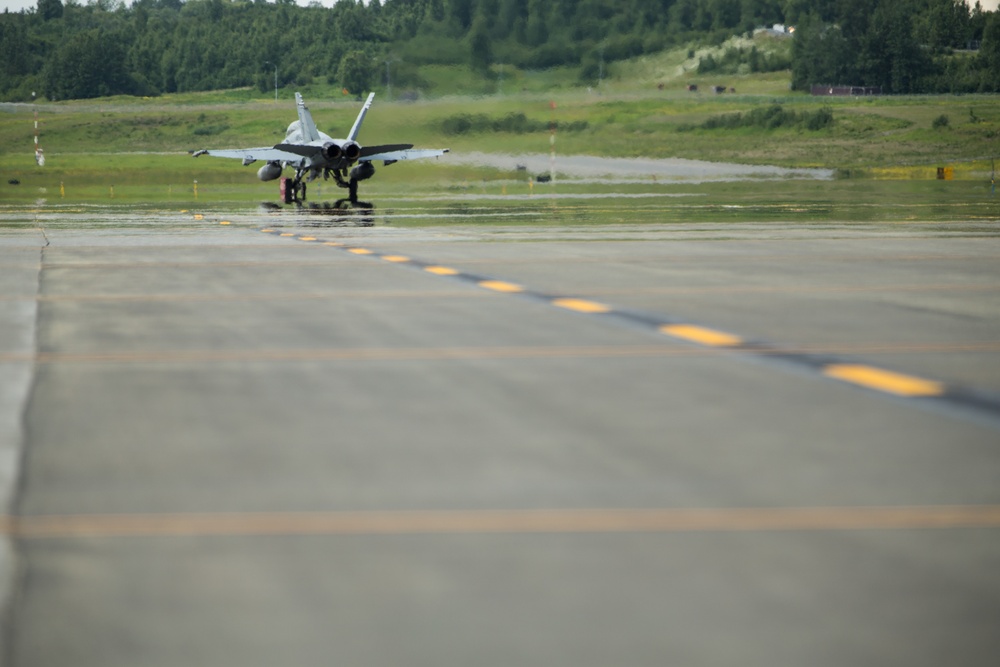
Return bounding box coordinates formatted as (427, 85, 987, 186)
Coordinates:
(343, 141, 361, 161)
(257, 161, 283, 182)
(322, 142, 343, 161)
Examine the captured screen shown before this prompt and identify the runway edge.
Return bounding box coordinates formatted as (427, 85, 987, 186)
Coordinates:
(0, 233, 46, 663)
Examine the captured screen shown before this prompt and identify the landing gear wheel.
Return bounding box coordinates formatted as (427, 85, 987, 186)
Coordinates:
(280, 178, 295, 204)
(281, 179, 308, 204)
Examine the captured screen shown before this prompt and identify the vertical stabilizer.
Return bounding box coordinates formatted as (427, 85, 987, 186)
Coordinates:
(295, 93, 321, 143)
(347, 93, 376, 142)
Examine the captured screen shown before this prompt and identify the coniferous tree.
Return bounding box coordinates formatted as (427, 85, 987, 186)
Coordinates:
(468, 17, 492, 72)
(0, 0, 998, 101)
(37, 0, 63, 21)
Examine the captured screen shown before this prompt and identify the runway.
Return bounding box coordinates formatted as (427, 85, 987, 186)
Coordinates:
(2, 205, 999, 666)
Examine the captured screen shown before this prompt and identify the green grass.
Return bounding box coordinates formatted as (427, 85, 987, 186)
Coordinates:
(3, 87, 997, 173)
(2, 33, 999, 218)
(4, 77, 999, 166)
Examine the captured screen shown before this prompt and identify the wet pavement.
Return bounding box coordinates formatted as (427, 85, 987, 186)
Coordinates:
(1, 202, 999, 666)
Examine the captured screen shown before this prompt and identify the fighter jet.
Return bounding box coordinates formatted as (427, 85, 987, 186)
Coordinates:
(193, 92, 447, 204)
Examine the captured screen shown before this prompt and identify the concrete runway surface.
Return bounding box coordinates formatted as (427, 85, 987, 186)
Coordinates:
(1, 206, 999, 666)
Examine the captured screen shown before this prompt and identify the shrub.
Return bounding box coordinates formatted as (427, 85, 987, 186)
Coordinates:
(440, 113, 587, 135)
(806, 107, 834, 130)
(679, 105, 834, 132)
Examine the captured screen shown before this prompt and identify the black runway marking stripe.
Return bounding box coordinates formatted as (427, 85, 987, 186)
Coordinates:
(258, 227, 1000, 430)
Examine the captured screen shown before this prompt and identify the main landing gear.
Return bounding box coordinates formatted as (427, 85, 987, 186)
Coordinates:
(331, 171, 360, 204)
(278, 173, 357, 205)
(279, 177, 306, 204)
(280, 163, 374, 206)
(332, 163, 375, 205)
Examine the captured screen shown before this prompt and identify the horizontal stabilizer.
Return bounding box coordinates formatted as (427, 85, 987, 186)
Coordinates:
(273, 143, 322, 158)
(359, 144, 413, 158)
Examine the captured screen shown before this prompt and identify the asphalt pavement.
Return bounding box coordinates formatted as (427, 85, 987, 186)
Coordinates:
(1, 206, 999, 666)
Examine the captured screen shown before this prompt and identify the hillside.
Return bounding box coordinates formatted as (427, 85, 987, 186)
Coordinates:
(1, 0, 998, 104)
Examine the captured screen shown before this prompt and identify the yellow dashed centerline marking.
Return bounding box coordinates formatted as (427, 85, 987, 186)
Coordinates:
(824, 364, 945, 397)
(479, 280, 524, 293)
(552, 298, 611, 314)
(4, 505, 999, 539)
(261, 228, 977, 414)
(661, 324, 743, 347)
(261, 229, 275, 233)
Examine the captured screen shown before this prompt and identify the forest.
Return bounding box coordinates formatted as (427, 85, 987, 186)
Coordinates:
(1, 0, 998, 102)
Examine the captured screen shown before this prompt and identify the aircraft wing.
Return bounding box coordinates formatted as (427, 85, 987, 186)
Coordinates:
(361, 148, 450, 163)
(195, 147, 303, 163)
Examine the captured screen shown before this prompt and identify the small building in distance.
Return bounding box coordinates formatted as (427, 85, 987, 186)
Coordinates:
(753, 24, 794, 38)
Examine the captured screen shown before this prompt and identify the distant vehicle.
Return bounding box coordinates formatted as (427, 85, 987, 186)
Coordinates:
(194, 92, 448, 204)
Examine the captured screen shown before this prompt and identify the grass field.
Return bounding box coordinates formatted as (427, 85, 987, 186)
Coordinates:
(1, 37, 998, 221)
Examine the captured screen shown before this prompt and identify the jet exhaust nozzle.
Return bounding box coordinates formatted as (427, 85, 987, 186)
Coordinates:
(343, 141, 361, 161)
(257, 162, 283, 182)
(322, 142, 343, 161)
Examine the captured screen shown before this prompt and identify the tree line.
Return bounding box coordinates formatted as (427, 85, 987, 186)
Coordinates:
(1, 0, 998, 102)
(792, 0, 1000, 93)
